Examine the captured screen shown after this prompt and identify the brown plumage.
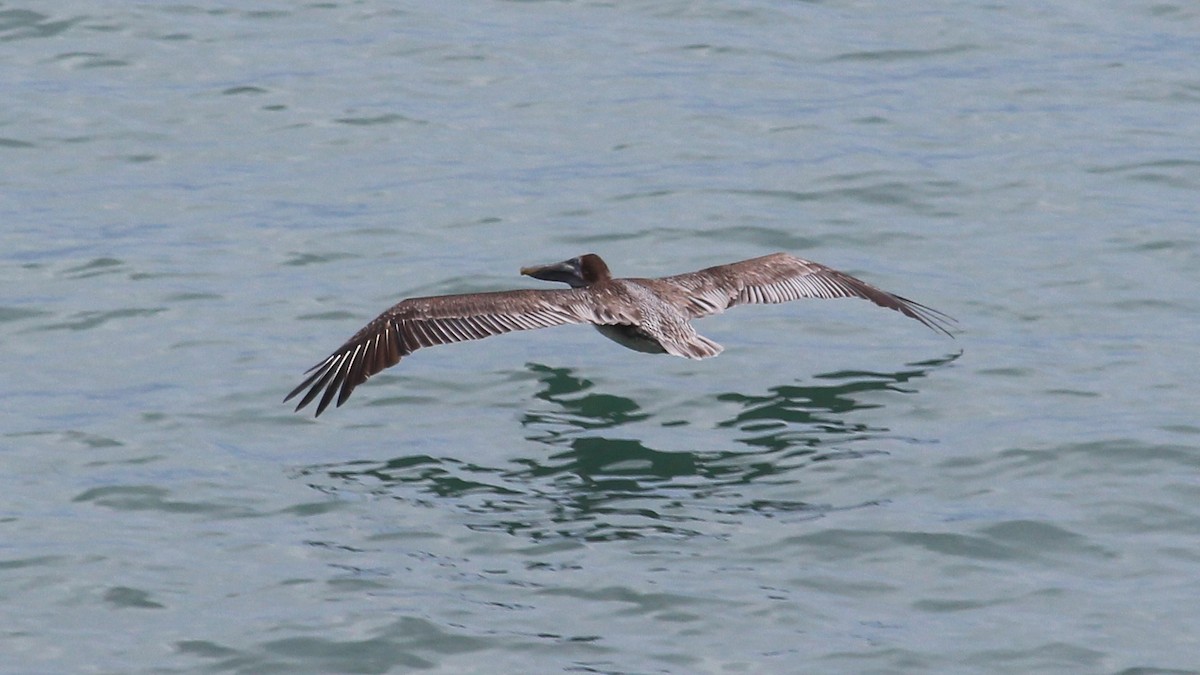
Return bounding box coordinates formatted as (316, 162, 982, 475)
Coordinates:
(285, 252, 955, 416)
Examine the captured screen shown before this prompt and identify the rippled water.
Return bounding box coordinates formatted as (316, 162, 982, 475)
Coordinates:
(4, 1, 1200, 673)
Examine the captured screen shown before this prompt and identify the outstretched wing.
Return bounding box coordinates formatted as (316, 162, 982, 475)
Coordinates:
(660, 252, 956, 336)
(285, 288, 633, 416)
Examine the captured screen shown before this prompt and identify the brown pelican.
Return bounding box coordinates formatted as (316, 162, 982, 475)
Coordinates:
(285, 253, 955, 416)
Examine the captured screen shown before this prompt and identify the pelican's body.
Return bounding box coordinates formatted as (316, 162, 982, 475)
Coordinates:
(285, 253, 955, 415)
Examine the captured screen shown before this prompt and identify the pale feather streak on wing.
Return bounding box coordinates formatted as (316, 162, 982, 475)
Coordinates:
(663, 253, 957, 336)
(283, 288, 626, 416)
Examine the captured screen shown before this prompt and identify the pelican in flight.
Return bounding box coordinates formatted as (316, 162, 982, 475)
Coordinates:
(285, 253, 955, 415)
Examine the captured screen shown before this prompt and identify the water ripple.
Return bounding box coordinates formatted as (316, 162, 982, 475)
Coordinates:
(297, 356, 959, 542)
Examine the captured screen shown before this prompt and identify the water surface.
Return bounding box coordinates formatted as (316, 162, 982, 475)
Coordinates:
(3, 1, 1199, 673)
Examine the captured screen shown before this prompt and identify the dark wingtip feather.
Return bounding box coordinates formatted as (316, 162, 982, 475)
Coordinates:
(281, 354, 344, 417)
(890, 294, 959, 338)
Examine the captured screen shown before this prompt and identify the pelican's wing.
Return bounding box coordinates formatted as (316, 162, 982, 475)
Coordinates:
(285, 288, 634, 416)
(660, 253, 956, 336)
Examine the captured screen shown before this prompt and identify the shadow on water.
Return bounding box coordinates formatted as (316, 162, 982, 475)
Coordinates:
(296, 353, 961, 542)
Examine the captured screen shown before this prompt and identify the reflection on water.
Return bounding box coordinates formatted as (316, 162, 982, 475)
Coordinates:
(718, 353, 961, 454)
(297, 353, 960, 541)
(522, 364, 650, 434)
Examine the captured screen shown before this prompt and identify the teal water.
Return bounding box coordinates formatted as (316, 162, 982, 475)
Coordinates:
(4, 2, 1200, 673)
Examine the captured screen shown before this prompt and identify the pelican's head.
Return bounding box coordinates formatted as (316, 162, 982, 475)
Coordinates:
(521, 253, 611, 288)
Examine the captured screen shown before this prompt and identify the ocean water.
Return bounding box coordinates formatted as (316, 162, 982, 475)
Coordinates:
(3, 1, 1199, 673)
